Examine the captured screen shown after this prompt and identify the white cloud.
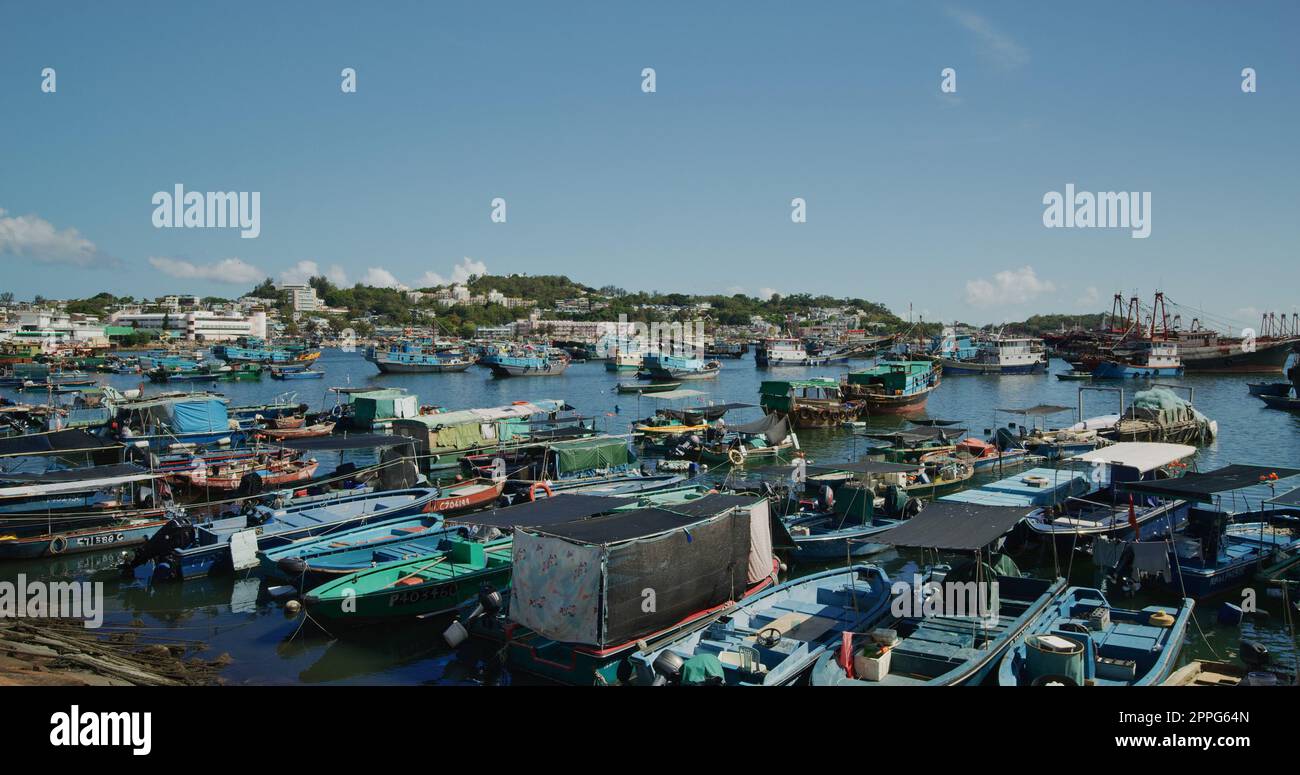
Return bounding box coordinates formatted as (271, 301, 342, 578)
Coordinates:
(280, 260, 348, 287)
(964, 266, 1055, 308)
(0, 208, 107, 267)
(415, 257, 489, 288)
(148, 256, 265, 285)
(363, 266, 402, 288)
(946, 7, 1029, 70)
(1076, 286, 1100, 308)
(758, 288, 778, 300)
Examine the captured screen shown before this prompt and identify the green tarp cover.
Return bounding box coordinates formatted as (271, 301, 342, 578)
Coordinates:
(681, 654, 725, 685)
(551, 437, 631, 475)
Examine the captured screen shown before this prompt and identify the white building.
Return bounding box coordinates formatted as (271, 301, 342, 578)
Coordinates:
(277, 283, 321, 312)
(110, 310, 267, 342)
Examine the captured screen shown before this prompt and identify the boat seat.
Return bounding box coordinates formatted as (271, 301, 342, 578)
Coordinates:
(898, 626, 975, 650)
(889, 639, 979, 675)
(747, 611, 841, 644)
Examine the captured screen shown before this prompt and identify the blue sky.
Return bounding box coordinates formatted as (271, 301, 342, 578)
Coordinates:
(1, 1, 1297, 326)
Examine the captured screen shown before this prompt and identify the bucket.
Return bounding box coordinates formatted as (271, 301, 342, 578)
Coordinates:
(1025, 634, 1084, 685)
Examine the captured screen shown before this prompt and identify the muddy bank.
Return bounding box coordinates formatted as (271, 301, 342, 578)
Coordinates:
(0, 619, 228, 686)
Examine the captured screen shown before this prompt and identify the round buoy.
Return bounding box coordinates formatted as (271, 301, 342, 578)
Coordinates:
(285, 600, 302, 614)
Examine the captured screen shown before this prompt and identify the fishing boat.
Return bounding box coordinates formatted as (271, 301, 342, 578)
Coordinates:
(630, 565, 891, 685)
(212, 339, 321, 365)
(110, 396, 244, 450)
(996, 587, 1193, 686)
(997, 404, 1110, 460)
(123, 488, 441, 581)
(1057, 370, 1092, 381)
(937, 336, 1047, 375)
(812, 504, 1068, 685)
(1101, 387, 1217, 445)
(481, 345, 570, 377)
(1091, 341, 1183, 379)
(919, 436, 1030, 473)
(1017, 443, 1198, 547)
(942, 466, 1091, 509)
(604, 349, 643, 373)
(840, 361, 941, 413)
(365, 342, 475, 374)
(758, 378, 866, 429)
(258, 421, 336, 441)
(391, 399, 589, 470)
(0, 465, 171, 559)
(300, 494, 629, 625)
(755, 337, 826, 367)
(270, 366, 324, 380)
(465, 492, 781, 685)
(661, 414, 798, 467)
(261, 511, 448, 585)
(1248, 381, 1293, 397)
(1095, 464, 1300, 597)
(615, 381, 680, 394)
(858, 424, 969, 464)
(460, 435, 679, 504)
(773, 459, 932, 559)
(168, 451, 320, 491)
(640, 352, 721, 381)
(1163, 657, 1296, 686)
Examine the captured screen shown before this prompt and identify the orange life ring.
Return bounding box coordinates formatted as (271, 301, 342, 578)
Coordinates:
(529, 481, 554, 501)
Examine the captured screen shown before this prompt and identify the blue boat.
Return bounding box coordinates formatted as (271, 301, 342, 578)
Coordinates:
(1102, 463, 1300, 597)
(480, 345, 570, 377)
(258, 511, 449, 586)
(365, 342, 475, 374)
(996, 586, 1193, 685)
(640, 352, 721, 381)
(1091, 342, 1184, 379)
(1018, 443, 1198, 546)
(810, 565, 1067, 686)
(271, 367, 324, 380)
(629, 565, 891, 685)
(112, 396, 246, 450)
(124, 488, 440, 581)
(776, 460, 929, 559)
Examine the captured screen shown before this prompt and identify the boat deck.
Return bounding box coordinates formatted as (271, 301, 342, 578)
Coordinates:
(942, 467, 1088, 507)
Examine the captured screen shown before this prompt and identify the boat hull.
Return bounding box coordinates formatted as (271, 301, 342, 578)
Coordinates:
(374, 360, 474, 374)
(937, 358, 1047, 375)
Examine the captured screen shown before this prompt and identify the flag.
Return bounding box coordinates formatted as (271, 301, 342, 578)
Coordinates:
(1127, 493, 1139, 542)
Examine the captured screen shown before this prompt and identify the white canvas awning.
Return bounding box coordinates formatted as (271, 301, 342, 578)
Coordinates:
(1068, 442, 1197, 474)
(641, 389, 709, 401)
(0, 471, 162, 499)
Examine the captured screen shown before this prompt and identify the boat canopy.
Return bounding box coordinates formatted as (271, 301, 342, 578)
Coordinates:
(1267, 486, 1300, 508)
(0, 463, 159, 499)
(395, 400, 568, 429)
(861, 426, 967, 444)
(1067, 442, 1196, 473)
(452, 493, 630, 529)
(0, 429, 122, 458)
(998, 404, 1073, 416)
(807, 459, 919, 475)
(550, 436, 632, 475)
(728, 413, 791, 445)
(641, 389, 710, 401)
(873, 501, 1031, 551)
(1123, 464, 1300, 503)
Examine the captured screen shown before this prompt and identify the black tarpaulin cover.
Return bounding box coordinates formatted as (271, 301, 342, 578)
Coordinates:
(276, 434, 414, 452)
(1268, 486, 1300, 507)
(1123, 464, 1300, 503)
(454, 493, 629, 529)
(873, 501, 1030, 551)
(998, 404, 1073, 416)
(862, 426, 967, 443)
(727, 413, 790, 445)
(0, 430, 121, 458)
(511, 500, 750, 648)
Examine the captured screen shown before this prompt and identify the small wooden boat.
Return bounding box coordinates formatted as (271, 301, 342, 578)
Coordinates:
(270, 415, 306, 430)
(1247, 381, 1292, 398)
(170, 454, 320, 491)
(1056, 370, 1092, 381)
(271, 367, 324, 380)
(630, 565, 892, 685)
(919, 437, 1031, 472)
(259, 421, 336, 441)
(997, 586, 1193, 685)
(616, 381, 680, 394)
(1163, 659, 1295, 686)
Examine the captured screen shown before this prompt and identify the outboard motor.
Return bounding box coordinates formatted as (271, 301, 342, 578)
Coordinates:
(1240, 639, 1270, 668)
(121, 515, 197, 579)
(652, 650, 685, 686)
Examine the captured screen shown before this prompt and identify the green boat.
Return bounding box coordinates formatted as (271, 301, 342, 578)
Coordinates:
(217, 363, 264, 380)
(616, 381, 681, 394)
(302, 535, 513, 626)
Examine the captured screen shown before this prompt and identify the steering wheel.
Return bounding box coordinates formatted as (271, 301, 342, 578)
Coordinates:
(756, 627, 782, 648)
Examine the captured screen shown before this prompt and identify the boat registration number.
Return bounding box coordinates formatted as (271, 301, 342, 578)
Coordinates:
(388, 582, 458, 607)
(75, 533, 128, 547)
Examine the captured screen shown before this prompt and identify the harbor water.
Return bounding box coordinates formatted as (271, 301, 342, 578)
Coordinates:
(5, 348, 1298, 685)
